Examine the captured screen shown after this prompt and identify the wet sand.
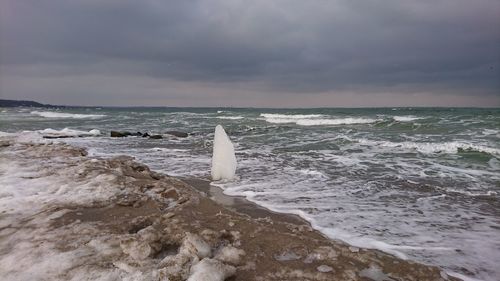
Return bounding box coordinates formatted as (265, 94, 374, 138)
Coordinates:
(0, 140, 459, 281)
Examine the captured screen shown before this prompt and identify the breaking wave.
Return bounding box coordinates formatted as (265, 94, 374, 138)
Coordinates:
(392, 115, 422, 122)
(216, 116, 244, 120)
(260, 113, 324, 119)
(38, 128, 101, 138)
(260, 113, 378, 126)
(31, 111, 106, 119)
(358, 139, 500, 156)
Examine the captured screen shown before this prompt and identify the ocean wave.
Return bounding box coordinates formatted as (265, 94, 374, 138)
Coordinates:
(31, 111, 106, 119)
(216, 116, 244, 120)
(260, 113, 325, 119)
(261, 113, 378, 126)
(39, 128, 101, 138)
(0, 128, 100, 144)
(358, 139, 500, 155)
(147, 147, 189, 152)
(392, 115, 422, 122)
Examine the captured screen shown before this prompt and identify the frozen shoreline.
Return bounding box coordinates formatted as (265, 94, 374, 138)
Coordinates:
(0, 138, 460, 280)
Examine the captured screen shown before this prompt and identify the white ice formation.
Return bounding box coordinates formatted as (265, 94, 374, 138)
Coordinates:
(211, 125, 237, 181)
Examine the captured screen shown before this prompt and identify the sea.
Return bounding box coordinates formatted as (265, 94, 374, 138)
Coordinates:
(1, 107, 499, 281)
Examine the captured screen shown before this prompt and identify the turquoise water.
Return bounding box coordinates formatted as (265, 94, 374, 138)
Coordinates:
(1, 107, 499, 280)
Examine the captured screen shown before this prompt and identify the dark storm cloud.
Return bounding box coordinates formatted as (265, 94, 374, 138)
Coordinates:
(0, 0, 499, 106)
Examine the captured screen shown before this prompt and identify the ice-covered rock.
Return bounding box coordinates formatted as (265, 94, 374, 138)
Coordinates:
(187, 258, 236, 281)
(211, 125, 237, 181)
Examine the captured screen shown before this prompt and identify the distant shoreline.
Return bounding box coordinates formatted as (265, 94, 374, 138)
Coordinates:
(1, 99, 499, 109)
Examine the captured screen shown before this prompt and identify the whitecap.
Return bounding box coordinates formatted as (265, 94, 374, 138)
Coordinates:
(216, 116, 244, 120)
(31, 111, 106, 119)
(260, 113, 325, 119)
(39, 128, 101, 138)
(295, 118, 377, 126)
(393, 115, 422, 122)
(357, 139, 500, 155)
(261, 113, 378, 126)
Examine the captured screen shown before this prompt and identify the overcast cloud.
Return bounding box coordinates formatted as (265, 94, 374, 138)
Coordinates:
(1, 0, 499, 107)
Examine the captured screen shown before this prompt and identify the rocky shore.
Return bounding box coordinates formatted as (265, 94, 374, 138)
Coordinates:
(0, 138, 459, 281)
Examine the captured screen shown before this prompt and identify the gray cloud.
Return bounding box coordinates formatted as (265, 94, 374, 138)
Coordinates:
(1, 0, 499, 106)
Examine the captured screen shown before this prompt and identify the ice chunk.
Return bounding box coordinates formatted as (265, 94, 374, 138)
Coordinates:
(211, 125, 237, 181)
(215, 246, 245, 265)
(120, 238, 151, 260)
(359, 265, 394, 281)
(187, 258, 236, 281)
(180, 233, 211, 258)
(317, 265, 333, 273)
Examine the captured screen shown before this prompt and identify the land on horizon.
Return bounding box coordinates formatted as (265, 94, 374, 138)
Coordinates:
(1, 99, 498, 109)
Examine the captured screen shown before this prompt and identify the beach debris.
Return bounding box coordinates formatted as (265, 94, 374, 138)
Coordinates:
(211, 125, 237, 181)
(165, 131, 189, 138)
(187, 258, 236, 281)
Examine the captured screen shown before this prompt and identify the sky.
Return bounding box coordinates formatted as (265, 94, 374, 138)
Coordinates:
(1, 0, 499, 107)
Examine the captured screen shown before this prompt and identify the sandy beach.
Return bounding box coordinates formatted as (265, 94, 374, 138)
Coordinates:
(0, 137, 458, 281)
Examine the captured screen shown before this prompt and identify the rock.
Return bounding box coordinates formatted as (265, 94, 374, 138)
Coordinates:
(149, 135, 163, 139)
(161, 188, 179, 200)
(110, 131, 129, 137)
(0, 140, 12, 147)
(142, 133, 150, 138)
(165, 131, 188, 138)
